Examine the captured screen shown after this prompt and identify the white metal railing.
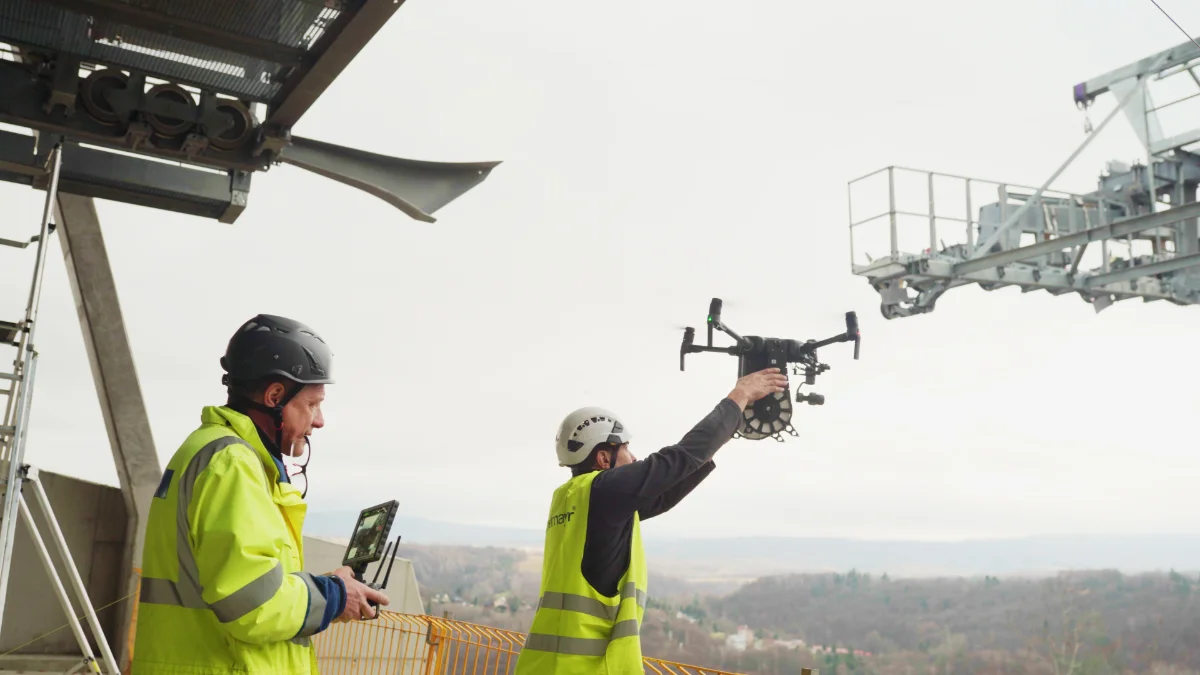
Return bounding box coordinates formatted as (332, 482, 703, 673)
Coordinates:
(847, 166, 1106, 275)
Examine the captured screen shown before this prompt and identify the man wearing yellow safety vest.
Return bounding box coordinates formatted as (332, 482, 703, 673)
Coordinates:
(515, 367, 790, 675)
(132, 314, 388, 674)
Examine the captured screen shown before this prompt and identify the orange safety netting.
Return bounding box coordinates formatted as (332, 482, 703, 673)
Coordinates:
(312, 611, 741, 675)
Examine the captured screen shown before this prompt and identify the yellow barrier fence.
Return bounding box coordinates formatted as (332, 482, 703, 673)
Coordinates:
(312, 611, 742, 675)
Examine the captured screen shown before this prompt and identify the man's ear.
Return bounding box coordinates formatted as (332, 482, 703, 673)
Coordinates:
(596, 449, 611, 470)
(262, 381, 287, 408)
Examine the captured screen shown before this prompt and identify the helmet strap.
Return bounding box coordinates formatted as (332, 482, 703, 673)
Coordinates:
(224, 378, 304, 457)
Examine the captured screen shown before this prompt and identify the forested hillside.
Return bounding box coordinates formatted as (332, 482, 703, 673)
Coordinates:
(692, 569, 1200, 675)
(397, 542, 1200, 675)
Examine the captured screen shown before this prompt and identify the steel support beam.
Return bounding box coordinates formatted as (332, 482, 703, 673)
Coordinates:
(54, 193, 161, 673)
(266, 0, 406, 127)
(0, 129, 252, 224)
(1075, 39, 1200, 105)
(1082, 252, 1200, 287)
(954, 200, 1200, 275)
(913, 259, 1195, 303)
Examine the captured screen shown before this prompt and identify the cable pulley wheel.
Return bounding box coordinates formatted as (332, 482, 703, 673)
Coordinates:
(209, 99, 255, 151)
(79, 68, 129, 126)
(144, 83, 196, 138)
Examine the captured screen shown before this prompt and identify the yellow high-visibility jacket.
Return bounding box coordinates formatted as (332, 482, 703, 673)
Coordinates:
(132, 406, 336, 675)
(514, 470, 648, 675)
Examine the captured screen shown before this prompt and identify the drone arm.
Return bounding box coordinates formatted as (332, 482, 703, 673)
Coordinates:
(685, 345, 742, 357)
(803, 312, 861, 359)
(713, 322, 749, 348)
(704, 298, 751, 349)
(681, 325, 746, 371)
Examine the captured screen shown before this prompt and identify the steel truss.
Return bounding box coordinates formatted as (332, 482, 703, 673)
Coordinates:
(848, 40, 1200, 319)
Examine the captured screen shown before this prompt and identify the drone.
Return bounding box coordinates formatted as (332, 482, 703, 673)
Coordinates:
(679, 299, 861, 442)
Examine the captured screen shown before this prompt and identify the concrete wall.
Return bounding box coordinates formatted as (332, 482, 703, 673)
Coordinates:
(301, 536, 425, 615)
(0, 471, 431, 674)
(0, 468, 126, 660)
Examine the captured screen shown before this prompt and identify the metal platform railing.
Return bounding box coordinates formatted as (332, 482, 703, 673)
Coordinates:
(312, 611, 745, 675)
(846, 165, 1200, 318)
(847, 165, 1103, 275)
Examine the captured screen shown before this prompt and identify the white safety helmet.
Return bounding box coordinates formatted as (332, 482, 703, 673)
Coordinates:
(555, 406, 633, 467)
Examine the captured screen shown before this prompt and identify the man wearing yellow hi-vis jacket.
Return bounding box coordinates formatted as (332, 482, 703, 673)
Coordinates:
(515, 367, 789, 675)
(132, 315, 388, 674)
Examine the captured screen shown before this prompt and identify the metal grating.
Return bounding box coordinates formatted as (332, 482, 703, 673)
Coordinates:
(104, 0, 345, 50)
(0, 0, 348, 101)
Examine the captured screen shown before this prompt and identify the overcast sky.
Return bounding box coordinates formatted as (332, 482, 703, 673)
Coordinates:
(2, 0, 1199, 542)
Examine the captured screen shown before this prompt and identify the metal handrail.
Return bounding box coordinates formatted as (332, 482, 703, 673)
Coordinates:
(312, 611, 745, 675)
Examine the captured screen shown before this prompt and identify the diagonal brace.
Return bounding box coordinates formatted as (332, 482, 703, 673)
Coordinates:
(969, 55, 1167, 260)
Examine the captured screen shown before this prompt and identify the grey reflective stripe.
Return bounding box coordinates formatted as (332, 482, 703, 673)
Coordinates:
(291, 572, 327, 638)
(210, 562, 284, 623)
(610, 619, 640, 639)
(291, 636, 312, 648)
(522, 619, 641, 657)
(536, 582, 646, 622)
(139, 577, 207, 609)
(523, 633, 609, 657)
(174, 435, 251, 610)
(619, 582, 646, 608)
(141, 435, 285, 626)
(537, 592, 619, 621)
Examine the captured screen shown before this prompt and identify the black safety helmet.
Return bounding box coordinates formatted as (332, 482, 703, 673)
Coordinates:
(221, 314, 334, 477)
(221, 314, 335, 388)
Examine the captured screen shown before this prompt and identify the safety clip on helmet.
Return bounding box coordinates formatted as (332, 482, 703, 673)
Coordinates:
(555, 406, 632, 467)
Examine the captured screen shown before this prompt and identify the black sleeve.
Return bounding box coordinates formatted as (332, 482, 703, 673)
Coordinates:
(581, 398, 742, 597)
(638, 460, 716, 521)
(589, 397, 741, 526)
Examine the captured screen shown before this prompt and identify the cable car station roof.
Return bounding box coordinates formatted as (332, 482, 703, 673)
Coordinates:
(1, 0, 400, 128)
(0, 0, 500, 224)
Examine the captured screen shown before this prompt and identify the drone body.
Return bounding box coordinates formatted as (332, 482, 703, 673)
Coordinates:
(679, 299, 861, 442)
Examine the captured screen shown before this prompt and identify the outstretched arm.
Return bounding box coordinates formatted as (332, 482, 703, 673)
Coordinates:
(638, 460, 717, 520)
(591, 398, 740, 525)
(590, 368, 787, 526)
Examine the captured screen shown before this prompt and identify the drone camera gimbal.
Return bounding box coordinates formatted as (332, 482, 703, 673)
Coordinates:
(679, 298, 861, 441)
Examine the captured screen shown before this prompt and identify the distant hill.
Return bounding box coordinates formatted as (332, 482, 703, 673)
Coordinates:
(341, 536, 1200, 675)
(644, 534, 1200, 579)
(303, 511, 1200, 579)
(303, 511, 545, 549)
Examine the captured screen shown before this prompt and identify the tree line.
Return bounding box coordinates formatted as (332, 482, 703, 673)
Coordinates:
(401, 542, 1200, 675)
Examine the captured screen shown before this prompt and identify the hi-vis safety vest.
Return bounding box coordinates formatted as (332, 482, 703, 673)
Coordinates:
(132, 406, 329, 675)
(514, 471, 648, 675)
